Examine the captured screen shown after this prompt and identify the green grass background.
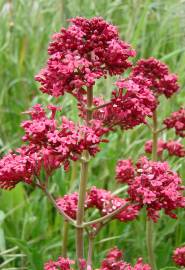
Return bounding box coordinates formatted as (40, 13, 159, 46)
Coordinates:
(0, 0, 185, 269)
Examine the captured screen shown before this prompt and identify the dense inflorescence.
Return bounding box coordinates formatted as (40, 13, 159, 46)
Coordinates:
(0, 104, 108, 189)
(172, 246, 185, 267)
(78, 77, 157, 130)
(1, 15, 184, 269)
(132, 57, 179, 98)
(165, 140, 185, 157)
(44, 257, 74, 270)
(116, 159, 135, 184)
(0, 145, 41, 189)
(164, 108, 185, 137)
(56, 187, 139, 222)
(116, 156, 185, 221)
(144, 139, 166, 156)
(100, 247, 151, 270)
(144, 139, 185, 157)
(35, 17, 136, 99)
(106, 78, 156, 129)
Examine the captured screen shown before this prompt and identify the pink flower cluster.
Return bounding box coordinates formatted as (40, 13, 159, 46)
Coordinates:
(35, 17, 135, 99)
(132, 57, 179, 98)
(100, 247, 151, 270)
(116, 160, 135, 183)
(0, 145, 40, 190)
(164, 108, 185, 137)
(116, 156, 185, 221)
(44, 257, 74, 270)
(172, 246, 185, 267)
(56, 187, 139, 223)
(44, 248, 151, 270)
(0, 104, 108, 189)
(78, 78, 156, 130)
(145, 139, 185, 157)
(144, 140, 166, 156)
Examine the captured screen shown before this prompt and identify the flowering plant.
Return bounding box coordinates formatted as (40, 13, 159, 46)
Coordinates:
(0, 17, 184, 270)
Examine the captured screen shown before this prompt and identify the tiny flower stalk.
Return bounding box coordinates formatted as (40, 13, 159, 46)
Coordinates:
(146, 109, 158, 270)
(76, 87, 93, 263)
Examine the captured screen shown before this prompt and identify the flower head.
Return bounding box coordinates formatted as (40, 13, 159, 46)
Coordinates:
(56, 187, 139, 222)
(0, 105, 108, 189)
(116, 160, 135, 184)
(116, 156, 185, 221)
(0, 145, 41, 190)
(44, 257, 74, 270)
(172, 246, 185, 267)
(78, 78, 156, 130)
(166, 140, 185, 157)
(100, 247, 151, 270)
(35, 17, 135, 99)
(132, 57, 179, 98)
(144, 139, 166, 156)
(164, 108, 185, 137)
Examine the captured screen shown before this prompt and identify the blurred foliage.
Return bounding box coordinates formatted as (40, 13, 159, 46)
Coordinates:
(0, 0, 185, 269)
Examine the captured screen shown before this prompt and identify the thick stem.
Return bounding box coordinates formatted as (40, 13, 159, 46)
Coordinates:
(76, 158, 89, 260)
(76, 87, 93, 263)
(62, 221, 69, 257)
(146, 109, 158, 270)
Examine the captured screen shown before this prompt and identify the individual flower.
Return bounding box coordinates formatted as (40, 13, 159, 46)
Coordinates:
(116, 156, 185, 221)
(164, 108, 185, 137)
(44, 257, 74, 270)
(100, 247, 151, 270)
(35, 17, 136, 99)
(116, 159, 135, 184)
(132, 57, 179, 98)
(172, 246, 185, 267)
(56, 187, 139, 222)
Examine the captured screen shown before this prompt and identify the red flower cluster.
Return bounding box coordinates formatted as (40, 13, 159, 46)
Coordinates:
(78, 78, 156, 130)
(35, 17, 135, 99)
(116, 156, 185, 221)
(100, 247, 151, 270)
(164, 108, 185, 137)
(44, 257, 74, 270)
(0, 145, 40, 190)
(0, 104, 108, 189)
(56, 187, 139, 223)
(144, 139, 166, 156)
(172, 246, 185, 267)
(132, 57, 179, 98)
(116, 160, 135, 183)
(166, 140, 185, 157)
(145, 139, 185, 157)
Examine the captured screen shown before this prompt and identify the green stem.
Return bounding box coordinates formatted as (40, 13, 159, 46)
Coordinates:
(62, 221, 69, 257)
(146, 109, 158, 270)
(87, 236, 93, 269)
(76, 87, 93, 264)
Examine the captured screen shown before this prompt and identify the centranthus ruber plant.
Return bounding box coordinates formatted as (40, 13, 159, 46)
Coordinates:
(0, 17, 185, 270)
